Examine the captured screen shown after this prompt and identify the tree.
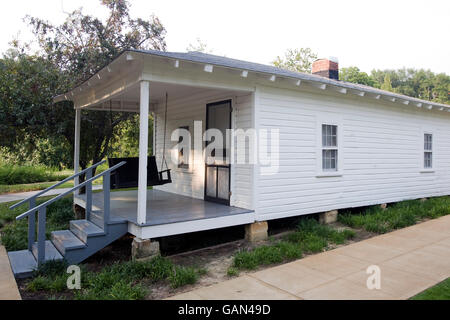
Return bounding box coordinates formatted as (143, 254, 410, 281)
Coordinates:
(432, 73, 450, 104)
(369, 68, 449, 104)
(339, 66, 375, 87)
(5, 0, 167, 170)
(380, 74, 394, 92)
(0, 50, 68, 157)
(25, 0, 166, 85)
(186, 38, 212, 53)
(272, 48, 318, 73)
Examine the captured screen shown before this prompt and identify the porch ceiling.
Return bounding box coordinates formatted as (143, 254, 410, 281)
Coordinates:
(83, 81, 241, 112)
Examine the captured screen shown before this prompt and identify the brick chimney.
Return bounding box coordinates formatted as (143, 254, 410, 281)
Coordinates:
(312, 57, 339, 80)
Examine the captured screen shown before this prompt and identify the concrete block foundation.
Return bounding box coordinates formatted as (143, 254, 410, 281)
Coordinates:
(131, 237, 160, 261)
(245, 221, 268, 242)
(319, 210, 338, 224)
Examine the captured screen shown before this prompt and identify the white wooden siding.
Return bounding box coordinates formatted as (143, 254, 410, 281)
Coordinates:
(256, 85, 450, 221)
(232, 93, 254, 209)
(152, 89, 254, 210)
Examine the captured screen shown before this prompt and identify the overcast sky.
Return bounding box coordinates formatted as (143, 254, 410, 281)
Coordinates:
(1, 0, 449, 74)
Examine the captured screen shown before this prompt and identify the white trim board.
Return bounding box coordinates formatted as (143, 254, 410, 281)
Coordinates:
(128, 212, 255, 239)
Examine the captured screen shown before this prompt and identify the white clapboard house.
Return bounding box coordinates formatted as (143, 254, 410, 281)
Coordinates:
(8, 50, 450, 276)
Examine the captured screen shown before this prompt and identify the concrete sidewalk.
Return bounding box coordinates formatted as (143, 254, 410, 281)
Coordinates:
(0, 246, 21, 300)
(169, 215, 450, 300)
(0, 185, 102, 204)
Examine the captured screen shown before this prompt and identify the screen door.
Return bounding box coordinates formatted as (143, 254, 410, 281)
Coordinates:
(204, 100, 231, 205)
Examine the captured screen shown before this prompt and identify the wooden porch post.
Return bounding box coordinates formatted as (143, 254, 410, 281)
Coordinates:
(74, 108, 81, 190)
(137, 81, 150, 225)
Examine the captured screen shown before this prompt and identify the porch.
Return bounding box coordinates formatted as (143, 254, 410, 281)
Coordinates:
(65, 50, 256, 238)
(74, 189, 255, 238)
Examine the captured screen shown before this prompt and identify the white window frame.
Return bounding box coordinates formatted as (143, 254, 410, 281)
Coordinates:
(316, 116, 343, 177)
(420, 130, 434, 173)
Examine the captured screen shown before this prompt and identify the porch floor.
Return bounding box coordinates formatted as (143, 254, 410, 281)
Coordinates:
(75, 189, 253, 227)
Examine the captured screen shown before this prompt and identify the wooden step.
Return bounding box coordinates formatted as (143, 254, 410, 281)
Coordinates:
(31, 241, 63, 261)
(51, 230, 86, 255)
(89, 210, 104, 228)
(70, 219, 105, 243)
(88, 210, 126, 227)
(7, 250, 37, 278)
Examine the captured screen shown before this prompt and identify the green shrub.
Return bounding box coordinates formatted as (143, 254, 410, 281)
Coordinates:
(27, 260, 71, 293)
(231, 219, 354, 272)
(0, 197, 74, 251)
(226, 267, 239, 277)
(338, 196, 450, 234)
(0, 220, 28, 251)
(75, 281, 147, 300)
(0, 200, 28, 223)
(285, 218, 355, 252)
(169, 266, 199, 288)
(73, 257, 204, 300)
(233, 242, 302, 270)
(34, 260, 69, 278)
(27, 275, 68, 293)
(46, 198, 74, 227)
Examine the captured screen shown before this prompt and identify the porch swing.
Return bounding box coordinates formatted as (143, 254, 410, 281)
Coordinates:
(108, 93, 172, 190)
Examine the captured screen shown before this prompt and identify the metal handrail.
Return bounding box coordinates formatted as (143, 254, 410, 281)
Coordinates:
(13, 160, 126, 266)
(16, 161, 125, 221)
(10, 160, 106, 209)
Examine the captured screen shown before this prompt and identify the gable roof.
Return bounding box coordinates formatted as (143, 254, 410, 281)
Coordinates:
(59, 48, 450, 110)
(134, 49, 450, 110)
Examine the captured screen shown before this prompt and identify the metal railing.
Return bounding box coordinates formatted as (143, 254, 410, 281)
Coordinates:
(12, 161, 126, 266)
(10, 160, 106, 252)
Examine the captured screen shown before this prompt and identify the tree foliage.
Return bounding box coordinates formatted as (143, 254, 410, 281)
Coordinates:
(0, 50, 71, 164)
(370, 68, 449, 104)
(342, 68, 449, 104)
(272, 48, 318, 73)
(186, 38, 212, 53)
(274, 49, 449, 105)
(26, 0, 166, 85)
(339, 66, 375, 87)
(1, 0, 166, 169)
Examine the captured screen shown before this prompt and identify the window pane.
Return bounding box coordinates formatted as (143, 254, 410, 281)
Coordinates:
(424, 134, 432, 151)
(322, 149, 338, 171)
(206, 166, 217, 197)
(424, 152, 432, 169)
(217, 167, 229, 200)
(322, 124, 337, 147)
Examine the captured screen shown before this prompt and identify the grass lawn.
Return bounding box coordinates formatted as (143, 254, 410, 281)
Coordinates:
(0, 161, 109, 195)
(338, 196, 450, 234)
(0, 165, 73, 185)
(229, 219, 355, 273)
(0, 177, 104, 195)
(0, 181, 75, 194)
(411, 278, 450, 300)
